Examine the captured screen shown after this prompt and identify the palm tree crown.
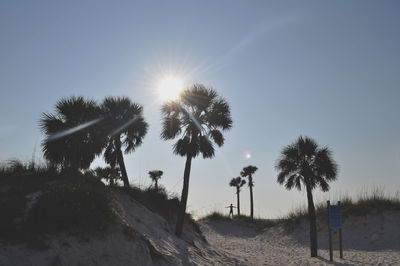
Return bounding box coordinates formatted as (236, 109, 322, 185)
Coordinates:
(101, 97, 148, 187)
(161, 84, 232, 158)
(148, 170, 163, 190)
(276, 136, 337, 192)
(229, 177, 246, 190)
(40, 96, 103, 170)
(240, 166, 258, 187)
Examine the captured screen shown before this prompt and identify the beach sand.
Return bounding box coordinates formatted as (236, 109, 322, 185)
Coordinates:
(200, 211, 400, 265)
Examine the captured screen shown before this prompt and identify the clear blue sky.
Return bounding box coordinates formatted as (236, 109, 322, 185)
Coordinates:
(1, 1, 399, 217)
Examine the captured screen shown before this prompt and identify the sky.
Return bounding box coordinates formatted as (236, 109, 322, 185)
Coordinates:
(1, 1, 399, 218)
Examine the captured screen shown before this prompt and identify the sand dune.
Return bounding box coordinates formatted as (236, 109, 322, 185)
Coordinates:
(200, 211, 400, 265)
(1, 187, 399, 265)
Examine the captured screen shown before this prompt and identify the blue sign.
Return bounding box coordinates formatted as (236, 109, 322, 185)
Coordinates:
(329, 205, 342, 228)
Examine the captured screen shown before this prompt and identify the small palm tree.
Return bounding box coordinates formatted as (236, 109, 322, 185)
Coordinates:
(40, 96, 103, 171)
(276, 136, 338, 257)
(101, 97, 148, 187)
(148, 170, 163, 190)
(240, 165, 258, 220)
(95, 166, 122, 186)
(229, 177, 246, 216)
(161, 84, 232, 237)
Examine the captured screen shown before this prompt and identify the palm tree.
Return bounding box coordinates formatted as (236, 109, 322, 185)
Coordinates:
(161, 84, 232, 237)
(101, 97, 148, 187)
(229, 177, 246, 216)
(95, 166, 122, 186)
(276, 136, 338, 257)
(40, 96, 103, 171)
(240, 165, 258, 220)
(148, 170, 163, 190)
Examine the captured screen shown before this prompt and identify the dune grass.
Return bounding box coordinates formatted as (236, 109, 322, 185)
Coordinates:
(279, 188, 400, 225)
(120, 185, 202, 234)
(200, 211, 280, 231)
(201, 188, 400, 229)
(0, 160, 114, 246)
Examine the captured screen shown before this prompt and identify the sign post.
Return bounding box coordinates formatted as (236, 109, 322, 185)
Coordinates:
(327, 200, 333, 261)
(338, 201, 343, 259)
(327, 200, 343, 261)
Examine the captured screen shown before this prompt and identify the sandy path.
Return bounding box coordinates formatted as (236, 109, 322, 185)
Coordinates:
(200, 220, 400, 266)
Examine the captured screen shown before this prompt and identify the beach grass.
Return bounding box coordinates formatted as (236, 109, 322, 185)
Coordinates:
(201, 188, 400, 229)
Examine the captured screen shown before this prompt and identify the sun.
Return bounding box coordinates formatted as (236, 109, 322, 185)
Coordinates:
(157, 75, 184, 101)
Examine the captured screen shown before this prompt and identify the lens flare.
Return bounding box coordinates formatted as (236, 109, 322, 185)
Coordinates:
(45, 118, 103, 142)
(157, 75, 184, 101)
(244, 151, 252, 159)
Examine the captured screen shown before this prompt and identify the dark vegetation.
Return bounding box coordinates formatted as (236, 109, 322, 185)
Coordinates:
(38, 88, 229, 239)
(0, 161, 114, 246)
(40, 96, 148, 188)
(0, 159, 201, 248)
(280, 189, 400, 226)
(202, 189, 400, 231)
(240, 165, 258, 220)
(27, 184, 113, 234)
(229, 176, 246, 216)
(121, 185, 180, 222)
(200, 212, 279, 232)
(120, 185, 202, 234)
(276, 136, 337, 257)
(160, 85, 232, 237)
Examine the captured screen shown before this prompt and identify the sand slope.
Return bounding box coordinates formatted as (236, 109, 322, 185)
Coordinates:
(0, 189, 238, 266)
(2, 187, 399, 265)
(200, 211, 400, 265)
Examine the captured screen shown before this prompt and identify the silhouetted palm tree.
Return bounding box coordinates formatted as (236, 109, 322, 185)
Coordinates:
(40, 96, 103, 171)
(101, 97, 148, 187)
(148, 170, 163, 190)
(276, 136, 338, 257)
(241, 165, 258, 220)
(161, 84, 232, 237)
(95, 166, 122, 186)
(229, 177, 246, 216)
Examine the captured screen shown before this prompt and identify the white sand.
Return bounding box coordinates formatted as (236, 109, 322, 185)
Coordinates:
(0, 188, 239, 266)
(200, 211, 400, 265)
(1, 188, 399, 265)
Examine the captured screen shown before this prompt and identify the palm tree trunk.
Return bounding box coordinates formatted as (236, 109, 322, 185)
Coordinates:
(175, 155, 192, 237)
(155, 180, 158, 190)
(115, 138, 130, 187)
(249, 176, 254, 220)
(305, 178, 318, 257)
(236, 187, 240, 216)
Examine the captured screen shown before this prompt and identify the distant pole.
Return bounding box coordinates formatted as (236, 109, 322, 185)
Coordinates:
(338, 201, 343, 259)
(327, 200, 333, 262)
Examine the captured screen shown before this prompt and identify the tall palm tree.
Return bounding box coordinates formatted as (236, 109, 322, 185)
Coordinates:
(148, 170, 163, 190)
(240, 165, 258, 220)
(229, 177, 246, 216)
(161, 84, 232, 237)
(40, 96, 103, 171)
(101, 97, 148, 187)
(276, 136, 338, 257)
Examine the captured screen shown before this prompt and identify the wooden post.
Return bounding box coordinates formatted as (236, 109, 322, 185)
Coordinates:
(327, 200, 333, 262)
(338, 201, 343, 259)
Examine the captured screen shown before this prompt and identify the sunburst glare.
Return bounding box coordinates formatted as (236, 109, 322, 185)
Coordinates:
(157, 75, 184, 101)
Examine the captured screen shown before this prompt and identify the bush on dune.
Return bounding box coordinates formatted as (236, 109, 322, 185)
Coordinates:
(0, 161, 114, 245)
(27, 184, 114, 234)
(122, 185, 180, 222)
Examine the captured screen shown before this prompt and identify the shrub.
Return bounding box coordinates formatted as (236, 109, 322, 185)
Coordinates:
(122, 185, 180, 222)
(27, 184, 114, 234)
